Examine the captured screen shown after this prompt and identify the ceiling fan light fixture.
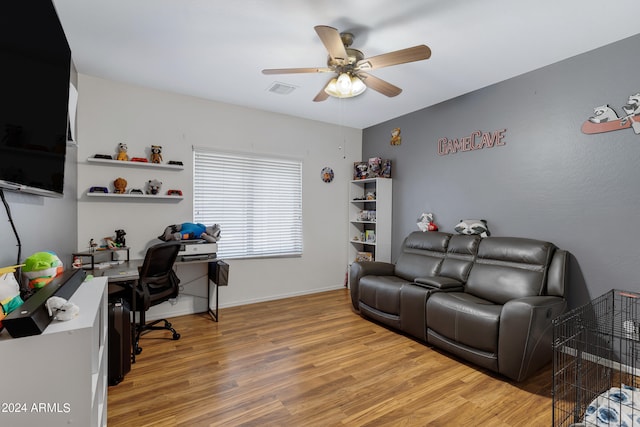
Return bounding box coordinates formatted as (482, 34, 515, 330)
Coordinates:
(324, 73, 366, 99)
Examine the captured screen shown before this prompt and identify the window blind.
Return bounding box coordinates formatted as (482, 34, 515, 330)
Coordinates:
(193, 149, 303, 259)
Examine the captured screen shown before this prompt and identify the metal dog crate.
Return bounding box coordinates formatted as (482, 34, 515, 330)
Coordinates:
(553, 289, 640, 426)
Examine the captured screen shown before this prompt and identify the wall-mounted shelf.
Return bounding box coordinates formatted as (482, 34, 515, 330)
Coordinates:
(87, 157, 184, 170)
(87, 192, 183, 201)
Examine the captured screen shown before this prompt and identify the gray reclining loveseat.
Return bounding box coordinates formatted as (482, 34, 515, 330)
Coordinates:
(349, 231, 568, 382)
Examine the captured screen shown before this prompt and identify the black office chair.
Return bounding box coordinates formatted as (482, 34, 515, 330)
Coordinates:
(129, 241, 182, 355)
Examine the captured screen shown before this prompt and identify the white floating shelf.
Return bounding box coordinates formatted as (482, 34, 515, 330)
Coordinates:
(86, 192, 183, 201)
(87, 157, 184, 170)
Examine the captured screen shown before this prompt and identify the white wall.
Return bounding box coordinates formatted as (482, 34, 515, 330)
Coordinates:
(76, 74, 361, 313)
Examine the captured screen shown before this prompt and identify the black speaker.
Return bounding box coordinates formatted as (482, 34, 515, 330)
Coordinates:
(208, 260, 229, 286)
(3, 269, 86, 338)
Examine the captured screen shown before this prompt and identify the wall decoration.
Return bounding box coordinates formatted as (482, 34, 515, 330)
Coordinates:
(582, 92, 640, 135)
(390, 127, 402, 145)
(321, 167, 334, 183)
(437, 129, 507, 156)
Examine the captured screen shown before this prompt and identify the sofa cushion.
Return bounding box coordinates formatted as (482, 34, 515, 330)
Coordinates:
(359, 275, 410, 315)
(439, 234, 480, 282)
(394, 232, 450, 281)
(465, 237, 555, 304)
(427, 292, 501, 354)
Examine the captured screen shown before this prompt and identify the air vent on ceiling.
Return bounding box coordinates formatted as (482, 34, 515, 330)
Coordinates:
(267, 82, 297, 95)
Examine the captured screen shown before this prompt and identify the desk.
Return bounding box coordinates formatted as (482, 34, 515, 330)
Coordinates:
(94, 257, 223, 322)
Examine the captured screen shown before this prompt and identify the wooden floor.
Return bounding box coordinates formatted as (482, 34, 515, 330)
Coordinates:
(107, 289, 553, 426)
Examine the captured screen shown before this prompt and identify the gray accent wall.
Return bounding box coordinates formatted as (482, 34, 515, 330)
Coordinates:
(362, 33, 640, 309)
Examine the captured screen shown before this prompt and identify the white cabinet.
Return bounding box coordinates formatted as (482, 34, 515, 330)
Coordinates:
(0, 276, 108, 427)
(349, 178, 392, 263)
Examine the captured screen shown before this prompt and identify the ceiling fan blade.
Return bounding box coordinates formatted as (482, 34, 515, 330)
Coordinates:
(357, 45, 431, 70)
(262, 67, 332, 75)
(314, 25, 349, 64)
(358, 72, 402, 97)
(313, 80, 331, 102)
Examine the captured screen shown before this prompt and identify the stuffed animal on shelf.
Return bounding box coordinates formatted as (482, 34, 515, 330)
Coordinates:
(0, 265, 24, 329)
(417, 213, 438, 232)
(150, 145, 163, 164)
(22, 251, 64, 289)
(116, 143, 129, 161)
(454, 219, 490, 238)
(158, 222, 221, 243)
(146, 179, 162, 195)
(45, 296, 79, 321)
(113, 177, 127, 194)
(114, 229, 126, 247)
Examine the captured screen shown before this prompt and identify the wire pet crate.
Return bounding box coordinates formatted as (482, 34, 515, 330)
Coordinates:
(553, 289, 640, 426)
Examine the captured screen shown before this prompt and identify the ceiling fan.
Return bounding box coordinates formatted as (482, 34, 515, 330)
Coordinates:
(262, 25, 431, 102)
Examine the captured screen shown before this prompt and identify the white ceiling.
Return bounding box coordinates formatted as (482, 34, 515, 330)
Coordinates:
(53, 0, 639, 130)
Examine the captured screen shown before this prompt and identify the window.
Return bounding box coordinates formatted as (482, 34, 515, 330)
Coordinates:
(193, 148, 303, 259)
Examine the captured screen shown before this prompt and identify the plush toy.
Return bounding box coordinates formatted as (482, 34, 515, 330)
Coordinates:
(454, 219, 490, 238)
(0, 265, 24, 330)
(113, 177, 127, 194)
(417, 213, 439, 232)
(150, 145, 163, 164)
(158, 222, 221, 243)
(22, 251, 64, 289)
(146, 179, 162, 195)
(46, 296, 79, 321)
(116, 143, 129, 161)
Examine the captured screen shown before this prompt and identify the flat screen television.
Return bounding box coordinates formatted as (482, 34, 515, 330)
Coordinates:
(0, 1, 71, 197)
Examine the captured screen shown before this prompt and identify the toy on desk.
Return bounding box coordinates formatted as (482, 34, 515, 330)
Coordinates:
(89, 238, 98, 252)
(167, 189, 182, 196)
(150, 145, 163, 164)
(113, 177, 127, 194)
(115, 229, 126, 247)
(22, 251, 64, 289)
(104, 229, 126, 250)
(158, 222, 221, 243)
(0, 265, 25, 330)
(146, 179, 162, 195)
(45, 296, 79, 321)
(116, 143, 129, 161)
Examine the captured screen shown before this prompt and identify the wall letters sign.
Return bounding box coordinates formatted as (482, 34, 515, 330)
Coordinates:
(582, 92, 640, 135)
(437, 128, 507, 156)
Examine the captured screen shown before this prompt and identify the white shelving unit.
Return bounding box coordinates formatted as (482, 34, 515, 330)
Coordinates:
(349, 178, 392, 264)
(0, 276, 108, 427)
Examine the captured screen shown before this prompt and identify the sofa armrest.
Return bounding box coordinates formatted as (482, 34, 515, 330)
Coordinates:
(349, 261, 395, 311)
(498, 296, 567, 381)
(414, 276, 463, 291)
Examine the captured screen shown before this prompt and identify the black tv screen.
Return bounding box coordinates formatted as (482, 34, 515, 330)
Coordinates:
(0, 1, 71, 197)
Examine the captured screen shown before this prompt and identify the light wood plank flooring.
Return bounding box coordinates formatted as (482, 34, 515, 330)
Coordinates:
(107, 289, 553, 426)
